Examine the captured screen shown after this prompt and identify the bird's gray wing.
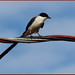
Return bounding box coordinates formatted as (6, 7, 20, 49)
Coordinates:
(25, 17, 36, 31)
(41, 22, 44, 28)
(22, 17, 36, 36)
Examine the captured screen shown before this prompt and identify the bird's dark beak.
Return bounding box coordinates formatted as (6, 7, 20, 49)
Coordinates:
(48, 16, 51, 19)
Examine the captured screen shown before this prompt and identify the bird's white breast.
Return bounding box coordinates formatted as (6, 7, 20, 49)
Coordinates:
(28, 16, 46, 30)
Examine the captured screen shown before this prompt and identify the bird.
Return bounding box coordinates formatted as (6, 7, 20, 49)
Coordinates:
(0, 13, 51, 59)
(21, 12, 51, 37)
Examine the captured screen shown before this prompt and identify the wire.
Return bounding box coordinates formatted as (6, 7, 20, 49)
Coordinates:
(0, 35, 75, 59)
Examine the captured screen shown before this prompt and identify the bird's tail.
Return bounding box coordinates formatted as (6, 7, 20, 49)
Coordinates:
(0, 43, 18, 59)
(0, 32, 28, 59)
(21, 31, 30, 37)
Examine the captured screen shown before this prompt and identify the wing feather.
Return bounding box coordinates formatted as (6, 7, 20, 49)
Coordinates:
(22, 17, 36, 35)
(41, 22, 44, 28)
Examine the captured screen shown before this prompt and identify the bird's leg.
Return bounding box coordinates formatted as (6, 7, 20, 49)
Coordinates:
(29, 31, 33, 38)
(37, 32, 42, 37)
(30, 34, 33, 37)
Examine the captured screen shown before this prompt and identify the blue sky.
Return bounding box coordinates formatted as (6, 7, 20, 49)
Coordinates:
(0, 1, 75, 74)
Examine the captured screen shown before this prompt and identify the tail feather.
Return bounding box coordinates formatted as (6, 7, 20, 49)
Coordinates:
(21, 31, 30, 37)
(0, 31, 30, 59)
(0, 43, 18, 59)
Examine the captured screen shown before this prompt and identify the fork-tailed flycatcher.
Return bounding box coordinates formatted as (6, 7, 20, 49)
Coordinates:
(21, 13, 51, 37)
(0, 13, 51, 59)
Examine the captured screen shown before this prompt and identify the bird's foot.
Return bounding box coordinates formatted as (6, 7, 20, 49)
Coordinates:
(37, 33, 43, 37)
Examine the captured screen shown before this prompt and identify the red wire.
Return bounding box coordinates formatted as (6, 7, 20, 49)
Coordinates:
(0, 40, 10, 43)
(46, 35, 75, 39)
(0, 35, 75, 43)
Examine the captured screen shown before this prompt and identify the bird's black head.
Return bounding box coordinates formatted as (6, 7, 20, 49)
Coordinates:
(39, 13, 51, 19)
